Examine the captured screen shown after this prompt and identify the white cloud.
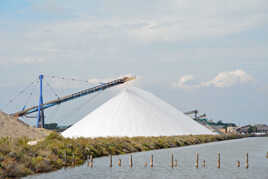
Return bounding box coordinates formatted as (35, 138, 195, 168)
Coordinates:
(130, 15, 266, 42)
(173, 70, 254, 89)
(0, 56, 46, 65)
(19, 57, 45, 64)
(202, 70, 254, 88)
(172, 75, 197, 89)
(128, 0, 268, 42)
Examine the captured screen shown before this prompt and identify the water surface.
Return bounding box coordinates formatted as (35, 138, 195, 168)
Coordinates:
(25, 137, 268, 179)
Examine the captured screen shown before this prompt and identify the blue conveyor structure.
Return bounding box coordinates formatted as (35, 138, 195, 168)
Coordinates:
(11, 76, 135, 127)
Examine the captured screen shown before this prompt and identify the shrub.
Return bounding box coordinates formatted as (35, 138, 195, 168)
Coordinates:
(1, 159, 33, 177)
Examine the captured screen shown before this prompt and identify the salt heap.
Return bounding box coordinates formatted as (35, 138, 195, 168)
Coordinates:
(62, 87, 215, 138)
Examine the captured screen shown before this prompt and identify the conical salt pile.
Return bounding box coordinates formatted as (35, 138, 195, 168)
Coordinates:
(62, 87, 215, 138)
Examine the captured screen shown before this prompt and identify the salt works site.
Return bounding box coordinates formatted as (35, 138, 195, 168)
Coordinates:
(0, 74, 267, 179)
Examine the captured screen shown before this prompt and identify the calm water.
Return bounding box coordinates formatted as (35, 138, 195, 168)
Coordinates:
(25, 137, 268, 179)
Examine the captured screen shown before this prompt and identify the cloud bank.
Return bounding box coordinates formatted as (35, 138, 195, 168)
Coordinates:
(173, 70, 254, 89)
(1, 0, 268, 65)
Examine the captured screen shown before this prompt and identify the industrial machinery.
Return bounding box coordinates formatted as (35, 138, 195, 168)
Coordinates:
(10, 75, 135, 128)
(184, 110, 199, 119)
(184, 110, 207, 120)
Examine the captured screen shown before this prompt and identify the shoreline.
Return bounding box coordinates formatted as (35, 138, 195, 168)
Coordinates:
(0, 133, 256, 178)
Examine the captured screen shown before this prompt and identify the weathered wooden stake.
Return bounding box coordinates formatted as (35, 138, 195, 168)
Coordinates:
(217, 152, 221, 169)
(150, 154, 153, 168)
(109, 155, 112, 168)
(245, 153, 249, 169)
(90, 155, 93, 168)
(129, 155, 133, 168)
(237, 160, 240, 168)
(195, 152, 199, 168)
(202, 160, 206, 168)
(64, 151, 67, 165)
(87, 155, 90, 167)
(72, 153, 75, 166)
(144, 161, 148, 167)
(266, 152, 268, 159)
(118, 159, 122, 167)
(171, 153, 174, 168)
(174, 159, 178, 168)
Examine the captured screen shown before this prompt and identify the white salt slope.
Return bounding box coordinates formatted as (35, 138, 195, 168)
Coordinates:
(62, 87, 215, 138)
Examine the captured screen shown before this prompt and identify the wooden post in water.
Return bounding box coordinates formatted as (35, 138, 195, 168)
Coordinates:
(266, 152, 268, 159)
(237, 160, 240, 168)
(109, 155, 113, 168)
(118, 159, 122, 167)
(87, 155, 90, 167)
(171, 153, 174, 168)
(217, 152, 221, 169)
(202, 160, 206, 168)
(86, 147, 90, 167)
(72, 153, 75, 166)
(144, 161, 148, 167)
(129, 155, 133, 168)
(150, 154, 154, 168)
(90, 155, 93, 168)
(64, 151, 67, 165)
(195, 152, 199, 168)
(175, 159, 178, 168)
(245, 153, 249, 169)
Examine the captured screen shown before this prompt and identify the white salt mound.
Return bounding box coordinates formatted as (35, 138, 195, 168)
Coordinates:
(62, 87, 216, 138)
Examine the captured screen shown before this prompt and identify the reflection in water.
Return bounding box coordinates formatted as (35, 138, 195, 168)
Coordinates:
(25, 137, 268, 179)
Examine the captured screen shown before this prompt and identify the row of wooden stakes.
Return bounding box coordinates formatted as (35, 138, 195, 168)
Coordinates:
(195, 152, 249, 169)
(83, 152, 256, 169)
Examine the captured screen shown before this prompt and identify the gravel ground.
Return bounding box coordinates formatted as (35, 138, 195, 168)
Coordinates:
(0, 111, 51, 139)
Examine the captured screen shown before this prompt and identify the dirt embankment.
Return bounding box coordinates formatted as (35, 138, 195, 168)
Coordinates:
(0, 111, 50, 140)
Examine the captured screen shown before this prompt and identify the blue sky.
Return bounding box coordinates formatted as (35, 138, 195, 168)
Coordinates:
(0, 0, 268, 126)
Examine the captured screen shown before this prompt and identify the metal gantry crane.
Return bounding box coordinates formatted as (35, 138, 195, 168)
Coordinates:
(184, 110, 206, 120)
(184, 110, 198, 119)
(11, 75, 135, 128)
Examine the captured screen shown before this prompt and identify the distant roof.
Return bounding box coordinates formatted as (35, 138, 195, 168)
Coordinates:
(256, 124, 268, 131)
